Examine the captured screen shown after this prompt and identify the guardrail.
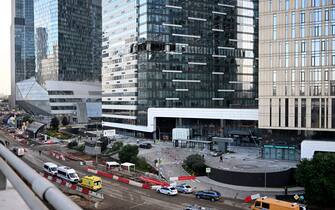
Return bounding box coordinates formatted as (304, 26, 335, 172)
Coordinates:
(0, 143, 82, 210)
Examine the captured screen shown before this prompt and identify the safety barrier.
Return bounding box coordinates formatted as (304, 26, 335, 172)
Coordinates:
(85, 167, 151, 189)
(169, 175, 197, 182)
(49, 151, 66, 161)
(42, 172, 104, 199)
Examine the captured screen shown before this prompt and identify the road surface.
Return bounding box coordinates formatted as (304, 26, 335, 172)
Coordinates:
(0, 131, 247, 210)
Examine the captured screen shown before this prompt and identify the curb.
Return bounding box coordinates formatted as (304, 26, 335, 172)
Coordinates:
(41, 172, 104, 199)
(84, 166, 151, 190)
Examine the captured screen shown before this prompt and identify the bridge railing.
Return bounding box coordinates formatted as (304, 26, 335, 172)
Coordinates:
(0, 143, 82, 210)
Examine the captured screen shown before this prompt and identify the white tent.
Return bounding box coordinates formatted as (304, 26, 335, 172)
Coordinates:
(121, 162, 135, 171)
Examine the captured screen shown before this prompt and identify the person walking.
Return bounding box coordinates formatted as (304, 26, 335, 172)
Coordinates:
(39, 150, 42, 156)
(219, 155, 223, 162)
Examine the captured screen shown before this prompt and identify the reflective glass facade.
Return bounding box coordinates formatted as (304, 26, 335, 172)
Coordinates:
(12, 0, 35, 83)
(34, 0, 102, 83)
(102, 0, 258, 131)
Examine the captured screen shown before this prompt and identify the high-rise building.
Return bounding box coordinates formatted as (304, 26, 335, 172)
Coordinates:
(11, 0, 35, 107)
(259, 0, 335, 137)
(102, 0, 259, 138)
(34, 0, 102, 83)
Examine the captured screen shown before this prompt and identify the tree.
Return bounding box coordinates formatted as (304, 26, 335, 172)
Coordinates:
(295, 153, 335, 208)
(118, 144, 138, 163)
(50, 117, 59, 130)
(61, 116, 69, 126)
(111, 141, 123, 152)
(183, 154, 206, 176)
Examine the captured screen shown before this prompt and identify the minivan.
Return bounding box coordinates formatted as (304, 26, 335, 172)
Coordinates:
(43, 162, 58, 175)
(57, 166, 79, 183)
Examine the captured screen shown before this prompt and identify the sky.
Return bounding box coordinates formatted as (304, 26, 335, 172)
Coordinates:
(0, 1, 11, 95)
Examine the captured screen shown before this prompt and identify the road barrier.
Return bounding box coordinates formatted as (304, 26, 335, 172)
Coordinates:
(49, 151, 66, 161)
(84, 166, 151, 189)
(42, 172, 104, 199)
(169, 175, 197, 182)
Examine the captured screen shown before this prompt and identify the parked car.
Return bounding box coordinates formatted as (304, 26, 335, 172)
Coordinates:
(156, 186, 178, 196)
(12, 147, 25, 157)
(176, 184, 193, 194)
(139, 142, 152, 149)
(195, 190, 221, 202)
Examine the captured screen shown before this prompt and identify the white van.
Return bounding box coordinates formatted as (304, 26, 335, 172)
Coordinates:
(56, 166, 79, 183)
(43, 162, 58, 175)
(12, 147, 25, 157)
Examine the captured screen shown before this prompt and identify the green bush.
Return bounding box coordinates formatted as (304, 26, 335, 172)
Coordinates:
(50, 117, 59, 130)
(135, 157, 153, 172)
(295, 153, 335, 208)
(183, 154, 206, 176)
(119, 144, 138, 163)
(111, 141, 123, 152)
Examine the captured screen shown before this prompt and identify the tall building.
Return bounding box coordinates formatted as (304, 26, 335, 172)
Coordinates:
(11, 0, 35, 107)
(34, 0, 102, 83)
(259, 0, 335, 137)
(102, 0, 259, 138)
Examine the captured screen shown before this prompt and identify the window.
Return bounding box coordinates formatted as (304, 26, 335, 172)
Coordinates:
(255, 201, 261, 208)
(301, 0, 306, 8)
(273, 15, 277, 40)
(262, 202, 270, 209)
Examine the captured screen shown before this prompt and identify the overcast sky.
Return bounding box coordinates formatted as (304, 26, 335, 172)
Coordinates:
(0, 1, 11, 95)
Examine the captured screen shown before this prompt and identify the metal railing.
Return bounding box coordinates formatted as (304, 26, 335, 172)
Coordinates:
(0, 143, 82, 210)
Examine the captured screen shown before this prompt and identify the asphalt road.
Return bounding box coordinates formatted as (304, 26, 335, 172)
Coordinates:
(0, 131, 246, 210)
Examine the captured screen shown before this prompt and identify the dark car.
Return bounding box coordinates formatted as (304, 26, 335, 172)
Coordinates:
(139, 142, 152, 149)
(195, 190, 221, 202)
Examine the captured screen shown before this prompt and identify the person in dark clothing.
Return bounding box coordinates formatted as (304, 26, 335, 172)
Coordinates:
(284, 186, 288, 195)
(220, 155, 223, 162)
(39, 150, 42, 156)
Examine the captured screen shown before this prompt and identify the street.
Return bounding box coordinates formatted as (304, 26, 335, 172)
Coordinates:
(0, 131, 246, 210)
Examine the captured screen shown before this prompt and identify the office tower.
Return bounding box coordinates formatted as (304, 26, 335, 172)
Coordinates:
(11, 0, 35, 106)
(34, 0, 102, 83)
(102, 0, 259, 138)
(259, 0, 335, 136)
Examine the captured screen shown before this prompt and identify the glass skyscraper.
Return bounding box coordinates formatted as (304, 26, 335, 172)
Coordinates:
(11, 0, 35, 105)
(102, 0, 259, 138)
(34, 0, 102, 83)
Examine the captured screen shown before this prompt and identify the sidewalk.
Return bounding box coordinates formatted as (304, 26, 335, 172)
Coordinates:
(136, 139, 305, 200)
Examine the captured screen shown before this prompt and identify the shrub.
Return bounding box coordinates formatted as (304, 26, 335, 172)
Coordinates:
(111, 141, 123, 152)
(50, 117, 59, 130)
(119, 144, 138, 163)
(295, 153, 335, 208)
(61, 116, 69, 126)
(183, 154, 206, 176)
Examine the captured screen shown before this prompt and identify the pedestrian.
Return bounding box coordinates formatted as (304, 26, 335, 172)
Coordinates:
(284, 186, 288, 195)
(136, 139, 139, 144)
(220, 155, 223, 162)
(39, 150, 42, 156)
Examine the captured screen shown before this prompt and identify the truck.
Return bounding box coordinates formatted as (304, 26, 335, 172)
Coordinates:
(250, 197, 306, 210)
(79, 175, 102, 191)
